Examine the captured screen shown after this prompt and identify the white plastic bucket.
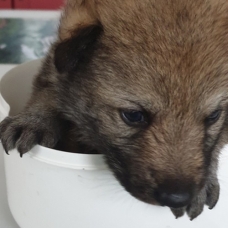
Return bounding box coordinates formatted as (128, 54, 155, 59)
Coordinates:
(0, 60, 228, 228)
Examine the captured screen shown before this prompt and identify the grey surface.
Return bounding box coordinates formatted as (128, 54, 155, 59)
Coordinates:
(0, 65, 20, 227)
(0, 151, 20, 228)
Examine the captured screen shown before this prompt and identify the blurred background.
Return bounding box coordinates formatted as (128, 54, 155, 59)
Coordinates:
(0, 0, 64, 64)
(0, 0, 63, 11)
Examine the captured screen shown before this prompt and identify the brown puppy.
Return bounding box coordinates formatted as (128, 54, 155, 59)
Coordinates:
(1, 0, 228, 220)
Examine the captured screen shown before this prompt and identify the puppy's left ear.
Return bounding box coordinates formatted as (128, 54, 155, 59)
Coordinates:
(54, 24, 103, 74)
(54, 0, 103, 73)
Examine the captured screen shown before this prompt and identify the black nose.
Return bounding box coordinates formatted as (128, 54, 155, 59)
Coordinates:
(155, 191, 191, 208)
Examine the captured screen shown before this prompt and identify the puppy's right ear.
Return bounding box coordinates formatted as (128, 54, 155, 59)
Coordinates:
(54, 0, 102, 73)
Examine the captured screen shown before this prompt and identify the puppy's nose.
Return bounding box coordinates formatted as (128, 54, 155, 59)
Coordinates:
(155, 191, 191, 208)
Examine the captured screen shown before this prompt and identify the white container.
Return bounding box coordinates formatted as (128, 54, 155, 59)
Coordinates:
(0, 60, 228, 228)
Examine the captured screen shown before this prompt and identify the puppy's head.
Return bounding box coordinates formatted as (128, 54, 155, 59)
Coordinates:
(54, 0, 228, 208)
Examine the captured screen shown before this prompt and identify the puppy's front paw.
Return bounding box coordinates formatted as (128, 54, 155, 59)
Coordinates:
(187, 177, 220, 220)
(170, 176, 220, 220)
(0, 114, 59, 157)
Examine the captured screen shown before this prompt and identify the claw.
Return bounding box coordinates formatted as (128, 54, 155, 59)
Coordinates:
(208, 203, 217, 210)
(187, 204, 204, 221)
(1, 141, 9, 155)
(190, 213, 200, 221)
(189, 211, 198, 221)
(20, 152, 23, 158)
(4, 148, 9, 155)
(171, 207, 186, 219)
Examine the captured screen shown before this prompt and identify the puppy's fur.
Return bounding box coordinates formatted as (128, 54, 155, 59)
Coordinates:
(1, 0, 228, 220)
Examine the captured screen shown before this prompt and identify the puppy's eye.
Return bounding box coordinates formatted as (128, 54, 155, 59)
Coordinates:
(121, 110, 148, 126)
(205, 109, 222, 125)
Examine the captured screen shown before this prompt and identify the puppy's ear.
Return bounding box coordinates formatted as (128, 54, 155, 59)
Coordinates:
(54, 0, 102, 73)
(59, 0, 100, 40)
(54, 25, 102, 73)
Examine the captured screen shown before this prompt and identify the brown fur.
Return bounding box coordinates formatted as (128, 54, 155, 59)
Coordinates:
(1, 0, 228, 220)
(59, 0, 99, 40)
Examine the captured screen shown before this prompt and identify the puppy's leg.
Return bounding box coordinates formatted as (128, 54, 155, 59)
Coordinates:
(0, 57, 62, 156)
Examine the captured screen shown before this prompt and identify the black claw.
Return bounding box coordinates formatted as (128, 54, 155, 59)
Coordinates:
(209, 205, 215, 210)
(190, 214, 198, 221)
(3, 146, 9, 155)
(2, 142, 9, 155)
(175, 214, 183, 219)
(189, 213, 199, 221)
(171, 208, 185, 219)
(20, 152, 23, 158)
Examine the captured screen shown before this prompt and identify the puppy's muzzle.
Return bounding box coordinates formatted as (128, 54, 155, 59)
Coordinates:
(153, 180, 194, 208)
(154, 191, 192, 208)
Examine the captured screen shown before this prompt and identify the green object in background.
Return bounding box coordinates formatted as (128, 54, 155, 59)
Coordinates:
(0, 18, 58, 64)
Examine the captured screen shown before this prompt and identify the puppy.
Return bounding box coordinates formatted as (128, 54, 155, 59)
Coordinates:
(1, 0, 228, 220)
